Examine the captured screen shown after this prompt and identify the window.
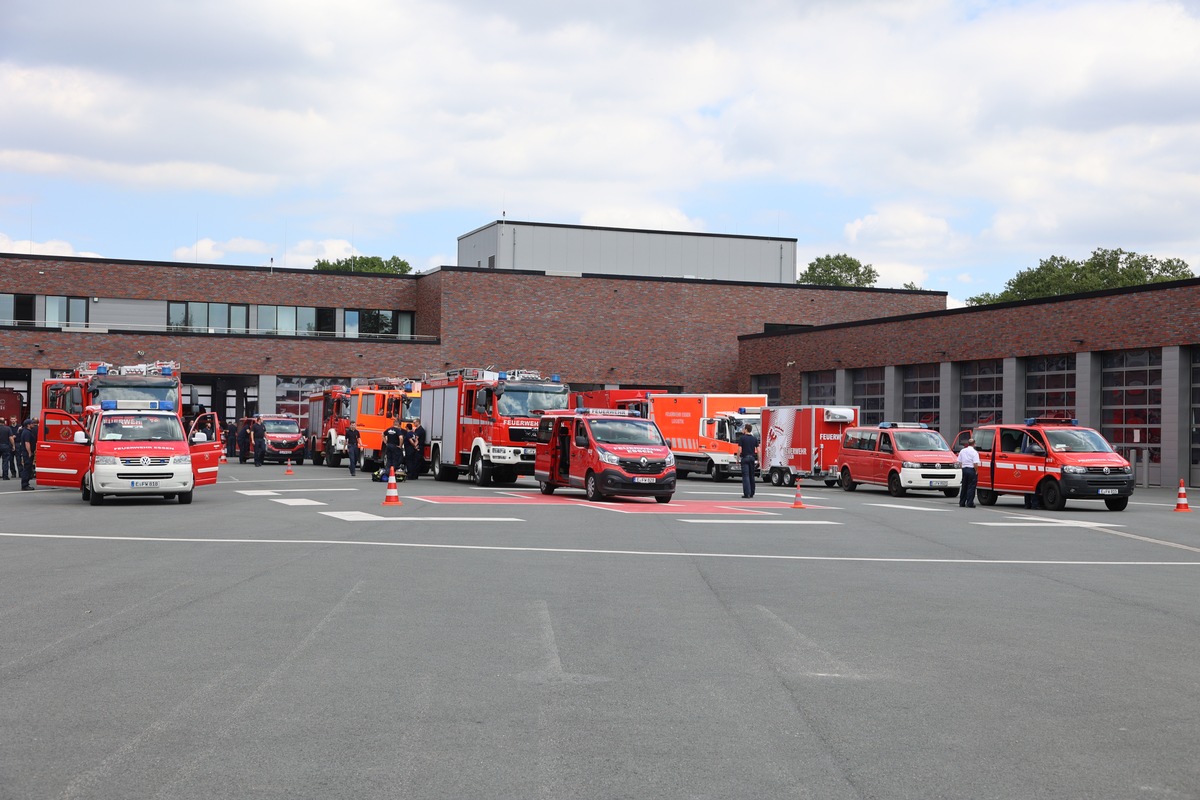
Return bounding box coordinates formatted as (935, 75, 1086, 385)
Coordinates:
(253, 305, 334, 336)
(347, 309, 414, 338)
(751, 373, 781, 406)
(168, 302, 249, 333)
(1025, 354, 1076, 420)
(1, 294, 36, 326)
(902, 363, 940, 430)
(960, 359, 1002, 428)
(46, 296, 88, 328)
(853, 367, 886, 427)
(1101, 348, 1162, 467)
(805, 370, 836, 404)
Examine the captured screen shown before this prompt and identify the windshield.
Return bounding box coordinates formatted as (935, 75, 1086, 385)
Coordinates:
(98, 414, 184, 442)
(1045, 428, 1115, 453)
(263, 419, 300, 434)
(95, 385, 179, 408)
(404, 396, 422, 423)
(589, 419, 666, 446)
(893, 430, 951, 451)
(497, 385, 570, 417)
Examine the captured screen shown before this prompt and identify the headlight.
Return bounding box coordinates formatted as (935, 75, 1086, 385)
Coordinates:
(94, 455, 118, 465)
(1062, 465, 1087, 474)
(665, 451, 675, 467)
(597, 449, 620, 465)
(902, 461, 920, 469)
(172, 455, 192, 464)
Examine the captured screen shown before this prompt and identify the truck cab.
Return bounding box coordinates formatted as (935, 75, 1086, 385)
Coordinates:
(952, 418, 1134, 511)
(534, 409, 676, 502)
(36, 401, 223, 504)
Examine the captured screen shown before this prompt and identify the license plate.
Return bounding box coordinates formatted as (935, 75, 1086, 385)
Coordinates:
(1098, 488, 1119, 495)
(130, 480, 159, 488)
(634, 477, 656, 484)
(930, 480, 948, 487)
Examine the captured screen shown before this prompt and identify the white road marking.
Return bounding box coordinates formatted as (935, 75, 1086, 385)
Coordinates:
(238, 488, 358, 496)
(4, 532, 1199, 565)
(270, 498, 327, 506)
(865, 503, 950, 512)
(318, 512, 524, 522)
(680, 520, 842, 525)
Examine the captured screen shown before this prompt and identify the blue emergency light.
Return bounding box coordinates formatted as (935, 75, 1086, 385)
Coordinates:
(161, 366, 173, 376)
(97, 365, 109, 375)
(158, 401, 175, 411)
(498, 371, 508, 380)
(100, 400, 117, 410)
(551, 374, 561, 382)
(1025, 417, 1078, 426)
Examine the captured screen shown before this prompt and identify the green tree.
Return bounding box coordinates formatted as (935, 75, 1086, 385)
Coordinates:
(967, 248, 1193, 305)
(313, 255, 412, 275)
(797, 254, 878, 287)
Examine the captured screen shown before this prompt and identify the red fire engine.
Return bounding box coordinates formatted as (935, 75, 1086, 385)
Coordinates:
(43, 360, 194, 421)
(422, 367, 570, 485)
(306, 379, 420, 469)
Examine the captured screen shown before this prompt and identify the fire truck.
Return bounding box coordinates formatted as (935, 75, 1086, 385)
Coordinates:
(422, 367, 570, 485)
(43, 361, 194, 421)
(0, 388, 24, 423)
(759, 405, 860, 487)
(570, 389, 666, 417)
(306, 379, 420, 469)
(646, 393, 767, 481)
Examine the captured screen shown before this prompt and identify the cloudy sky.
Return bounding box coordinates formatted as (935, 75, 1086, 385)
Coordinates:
(3, 0, 1199, 303)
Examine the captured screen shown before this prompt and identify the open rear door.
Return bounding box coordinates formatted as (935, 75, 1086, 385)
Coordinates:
(188, 412, 223, 486)
(36, 410, 88, 488)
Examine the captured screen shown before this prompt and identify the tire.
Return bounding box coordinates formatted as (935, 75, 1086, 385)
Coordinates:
(88, 477, 103, 506)
(943, 487, 960, 498)
(840, 467, 857, 492)
(471, 451, 492, 486)
(81, 476, 91, 502)
(655, 494, 672, 504)
(977, 488, 998, 506)
(677, 470, 690, 480)
(178, 490, 193, 505)
(432, 447, 457, 481)
(1105, 496, 1129, 511)
(311, 440, 324, 466)
(710, 463, 730, 482)
(784, 472, 797, 487)
(887, 472, 906, 497)
(538, 481, 556, 495)
(824, 479, 839, 488)
(327, 453, 342, 468)
(1041, 479, 1067, 511)
(585, 471, 604, 501)
(293, 455, 304, 466)
(770, 469, 783, 487)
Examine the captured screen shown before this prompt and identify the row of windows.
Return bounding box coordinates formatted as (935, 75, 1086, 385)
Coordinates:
(167, 302, 413, 337)
(2, 294, 87, 327)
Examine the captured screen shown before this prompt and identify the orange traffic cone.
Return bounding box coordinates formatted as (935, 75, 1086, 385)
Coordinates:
(285, 458, 294, 475)
(1174, 479, 1191, 512)
(791, 484, 807, 509)
(382, 467, 403, 507)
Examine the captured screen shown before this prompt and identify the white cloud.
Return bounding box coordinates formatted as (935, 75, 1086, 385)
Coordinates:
(0, 232, 101, 258)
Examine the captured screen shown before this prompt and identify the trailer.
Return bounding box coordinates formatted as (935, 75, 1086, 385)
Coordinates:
(759, 405, 859, 486)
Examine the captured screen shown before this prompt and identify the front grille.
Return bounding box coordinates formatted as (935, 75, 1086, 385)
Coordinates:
(119, 456, 171, 466)
(116, 472, 174, 480)
(620, 458, 667, 475)
(1085, 466, 1128, 474)
(919, 472, 957, 480)
(508, 428, 539, 443)
(919, 462, 954, 469)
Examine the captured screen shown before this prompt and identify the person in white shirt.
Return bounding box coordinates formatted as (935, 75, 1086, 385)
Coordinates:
(957, 437, 981, 508)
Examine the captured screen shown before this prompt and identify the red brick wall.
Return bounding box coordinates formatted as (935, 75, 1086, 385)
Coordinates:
(738, 280, 1200, 404)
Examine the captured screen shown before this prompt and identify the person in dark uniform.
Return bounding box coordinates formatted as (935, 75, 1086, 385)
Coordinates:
(381, 418, 404, 475)
(345, 420, 361, 477)
(224, 419, 237, 458)
(736, 423, 759, 498)
(17, 418, 38, 490)
(405, 417, 425, 480)
(0, 417, 13, 480)
(250, 415, 267, 467)
(237, 419, 251, 463)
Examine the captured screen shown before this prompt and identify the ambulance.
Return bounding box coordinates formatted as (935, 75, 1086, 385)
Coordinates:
(838, 422, 962, 497)
(36, 400, 223, 504)
(951, 418, 1134, 511)
(534, 409, 675, 502)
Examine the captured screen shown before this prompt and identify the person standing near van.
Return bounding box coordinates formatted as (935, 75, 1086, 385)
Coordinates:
(345, 420, 361, 477)
(957, 437, 980, 508)
(250, 415, 267, 467)
(0, 417, 13, 480)
(17, 418, 37, 490)
(737, 423, 759, 498)
(382, 418, 404, 475)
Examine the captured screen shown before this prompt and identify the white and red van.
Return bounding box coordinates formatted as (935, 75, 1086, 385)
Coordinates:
(952, 418, 1134, 511)
(36, 401, 223, 504)
(838, 422, 962, 497)
(534, 409, 676, 502)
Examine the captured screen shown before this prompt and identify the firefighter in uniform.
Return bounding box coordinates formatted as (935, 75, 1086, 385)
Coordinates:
(382, 418, 404, 475)
(250, 415, 267, 467)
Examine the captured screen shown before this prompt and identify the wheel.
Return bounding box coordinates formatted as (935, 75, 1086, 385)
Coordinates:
(824, 479, 839, 488)
(840, 467, 857, 492)
(293, 455, 304, 466)
(943, 487, 960, 498)
(977, 488, 998, 506)
(1104, 496, 1129, 511)
(327, 453, 342, 468)
(770, 469, 783, 487)
(585, 471, 605, 501)
(311, 440, 324, 466)
(677, 470, 690, 480)
(432, 447, 457, 481)
(81, 476, 91, 502)
(784, 471, 797, 487)
(887, 472, 906, 497)
(1041, 479, 1067, 511)
(655, 494, 672, 504)
(709, 463, 730, 482)
(178, 490, 193, 505)
(88, 477, 103, 506)
(538, 481, 556, 495)
(471, 452, 492, 486)
(494, 466, 519, 484)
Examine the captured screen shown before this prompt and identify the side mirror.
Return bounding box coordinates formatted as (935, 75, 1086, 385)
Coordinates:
(191, 432, 207, 444)
(74, 430, 89, 445)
